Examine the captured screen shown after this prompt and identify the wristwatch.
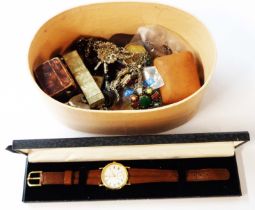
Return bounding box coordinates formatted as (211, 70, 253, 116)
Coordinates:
(27, 161, 178, 190)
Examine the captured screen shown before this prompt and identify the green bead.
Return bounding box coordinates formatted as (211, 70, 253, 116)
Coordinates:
(139, 95, 152, 109)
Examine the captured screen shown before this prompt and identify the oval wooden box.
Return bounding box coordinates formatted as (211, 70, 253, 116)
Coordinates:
(28, 2, 216, 134)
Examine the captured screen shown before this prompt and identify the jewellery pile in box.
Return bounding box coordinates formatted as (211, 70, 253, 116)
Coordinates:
(34, 25, 202, 110)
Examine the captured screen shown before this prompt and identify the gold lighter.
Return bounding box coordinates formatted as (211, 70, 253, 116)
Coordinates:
(63, 51, 105, 108)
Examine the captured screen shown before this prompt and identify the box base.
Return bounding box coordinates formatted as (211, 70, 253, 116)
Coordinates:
(23, 156, 241, 202)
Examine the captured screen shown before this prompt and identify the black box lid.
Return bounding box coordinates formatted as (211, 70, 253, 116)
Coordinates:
(7, 131, 250, 163)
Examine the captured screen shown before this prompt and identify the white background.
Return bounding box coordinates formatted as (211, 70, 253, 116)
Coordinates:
(0, 0, 254, 209)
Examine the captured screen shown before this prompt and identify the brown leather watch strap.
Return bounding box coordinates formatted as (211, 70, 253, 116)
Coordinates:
(40, 168, 178, 186)
(128, 168, 178, 184)
(28, 168, 179, 186)
(42, 170, 103, 185)
(27, 167, 230, 187)
(186, 168, 230, 182)
(42, 171, 80, 185)
(86, 170, 101, 185)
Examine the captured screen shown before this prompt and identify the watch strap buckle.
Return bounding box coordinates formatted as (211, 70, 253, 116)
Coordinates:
(27, 171, 42, 187)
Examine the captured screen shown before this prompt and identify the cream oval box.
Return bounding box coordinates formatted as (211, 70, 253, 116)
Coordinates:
(28, 2, 216, 134)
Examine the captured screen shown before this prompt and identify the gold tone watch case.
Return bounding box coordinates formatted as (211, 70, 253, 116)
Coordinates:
(100, 162, 129, 190)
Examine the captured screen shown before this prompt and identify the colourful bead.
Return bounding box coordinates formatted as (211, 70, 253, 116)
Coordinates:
(139, 95, 152, 109)
(145, 87, 153, 95)
(123, 88, 134, 97)
(130, 94, 139, 102)
(153, 102, 162, 107)
(151, 91, 161, 101)
(143, 66, 165, 90)
(125, 44, 147, 54)
(131, 101, 139, 109)
(136, 87, 143, 95)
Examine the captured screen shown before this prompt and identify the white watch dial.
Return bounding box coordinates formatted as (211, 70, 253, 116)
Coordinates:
(101, 162, 128, 189)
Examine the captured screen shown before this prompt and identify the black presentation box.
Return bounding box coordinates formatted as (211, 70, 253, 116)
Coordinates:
(7, 131, 249, 202)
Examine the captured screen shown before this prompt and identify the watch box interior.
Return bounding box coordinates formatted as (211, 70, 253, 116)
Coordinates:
(7, 131, 249, 202)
